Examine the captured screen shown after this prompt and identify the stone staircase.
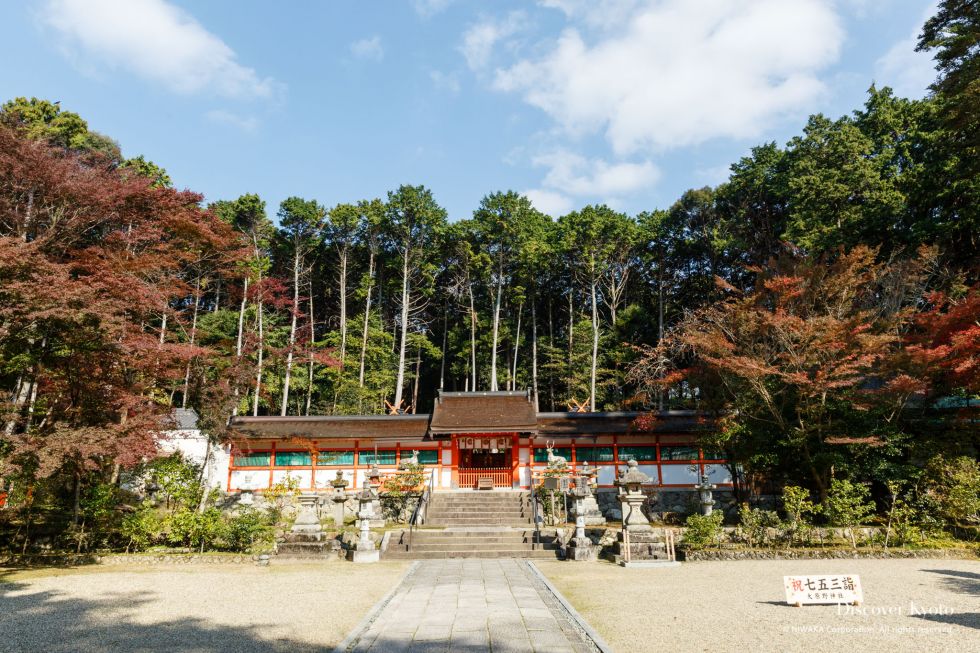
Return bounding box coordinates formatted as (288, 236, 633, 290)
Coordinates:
(383, 491, 561, 560)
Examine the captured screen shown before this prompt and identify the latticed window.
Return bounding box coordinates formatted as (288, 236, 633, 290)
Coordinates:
(414, 449, 439, 465)
(360, 450, 397, 465)
(234, 451, 270, 467)
(533, 447, 571, 463)
(316, 450, 354, 466)
(274, 451, 312, 467)
(575, 446, 614, 463)
(660, 446, 700, 461)
(618, 446, 657, 462)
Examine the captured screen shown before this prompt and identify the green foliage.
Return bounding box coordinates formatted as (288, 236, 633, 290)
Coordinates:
(120, 502, 165, 552)
(824, 479, 876, 548)
(922, 455, 980, 527)
(224, 507, 273, 552)
(144, 454, 203, 512)
(736, 505, 780, 548)
(264, 475, 301, 526)
(683, 512, 723, 550)
(781, 485, 821, 545)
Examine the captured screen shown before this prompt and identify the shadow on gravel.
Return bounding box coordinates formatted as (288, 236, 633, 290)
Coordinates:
(0, 577, 325, 653)
(923, 568, 980, 596)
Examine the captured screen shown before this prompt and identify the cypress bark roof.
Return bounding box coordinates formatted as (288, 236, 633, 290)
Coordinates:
(428, 391, 538, 435)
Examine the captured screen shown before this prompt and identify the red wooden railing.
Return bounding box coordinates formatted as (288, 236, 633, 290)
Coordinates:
(457, 468, 512, 488)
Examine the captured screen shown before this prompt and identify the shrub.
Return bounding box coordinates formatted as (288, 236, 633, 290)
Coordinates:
(168, 507, 226, 552)
(683, 512, 723, 550)
(119, 502, 165, 552)
(922, 455, 980, 528)
(223, 507, 272, 552)
(737, 505, 780, 548)
(781, 485, 821, 545)
(824, 479, 875, 548)
(265, 476, 301, 527)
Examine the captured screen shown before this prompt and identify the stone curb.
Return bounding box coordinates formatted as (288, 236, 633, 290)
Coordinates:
(332, 560, 420, 653)
(526, 560, 614, 653)
(682, 547, 979, 561)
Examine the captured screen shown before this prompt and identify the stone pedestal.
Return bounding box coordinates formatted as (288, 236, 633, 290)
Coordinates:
(570, 495, 606, 526)
(611, 529, 671, 564)
(352, 491, 379, 564)
(278, 492, 328, 557)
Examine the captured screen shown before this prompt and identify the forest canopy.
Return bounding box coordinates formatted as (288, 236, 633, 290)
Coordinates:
(0, 1, 977, 529)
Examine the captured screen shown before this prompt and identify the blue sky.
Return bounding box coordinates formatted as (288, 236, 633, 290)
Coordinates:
(1, 0, 937, 221)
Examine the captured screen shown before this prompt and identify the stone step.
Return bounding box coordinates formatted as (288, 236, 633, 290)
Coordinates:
(426, 510, 528, 518)
(401, 542, 558, 551)
(409, 532, 537, 540)
(429, 520, 533, 526)
(405, 536, 534, 546)
(382, 549, 560, 560)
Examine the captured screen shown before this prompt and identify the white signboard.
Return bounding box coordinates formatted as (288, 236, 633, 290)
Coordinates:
(784, 575, 863, 607)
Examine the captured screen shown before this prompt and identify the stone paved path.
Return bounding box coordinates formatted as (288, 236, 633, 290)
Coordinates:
(346, 559, 599, 653)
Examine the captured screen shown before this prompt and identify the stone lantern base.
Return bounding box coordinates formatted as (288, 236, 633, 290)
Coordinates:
(570, 496, 606, 526)
(611, 528, 674, 565)
(352, 548, 380, 563)
(567, 536, 598, 561)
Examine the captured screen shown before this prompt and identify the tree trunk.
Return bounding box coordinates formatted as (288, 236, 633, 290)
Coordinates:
(531, 300, 539, 411)
(4, 374, 30, 436)
(281, 250, 300, 415)
(182, 277, 201, 409)
(567, 291, 574, 400)
(306, 277, 315, 416)
(589, 280, 599, 412)
(658, 269, 664, 411)
(512, 302, 523, 388)
(252, 278, 264, 417)
(490, 277, 503, 391)
(393, 249, 410, 411)
(439, 306, 448, 391)
(358, 249, 375, 388)
(468, 283, 477, 391)
(232, 276, 249, 416)
(411, 345, 421, 414)
(338, 246, 348, 368)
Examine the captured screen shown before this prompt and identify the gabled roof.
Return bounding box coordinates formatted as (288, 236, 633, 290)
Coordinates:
(428, 391, 539, 435)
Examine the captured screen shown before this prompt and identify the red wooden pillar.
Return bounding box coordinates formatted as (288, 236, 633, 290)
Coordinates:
(511, 433, 519, 488)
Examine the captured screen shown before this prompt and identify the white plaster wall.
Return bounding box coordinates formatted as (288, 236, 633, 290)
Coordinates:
(441, 448, 452, 465)
(272, 469, 312, 487)
(230, 469, 268, 491)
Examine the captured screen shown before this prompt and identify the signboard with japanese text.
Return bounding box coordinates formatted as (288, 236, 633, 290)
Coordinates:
(784, 575, 863, 606)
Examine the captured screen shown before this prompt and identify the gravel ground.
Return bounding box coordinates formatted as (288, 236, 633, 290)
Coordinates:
(536, 558, 980, 653)
(0, 561, 410, 653)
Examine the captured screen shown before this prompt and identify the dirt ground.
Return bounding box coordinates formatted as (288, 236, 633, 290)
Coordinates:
(0, 560, 410, 652)
(535, 557, 980, 653)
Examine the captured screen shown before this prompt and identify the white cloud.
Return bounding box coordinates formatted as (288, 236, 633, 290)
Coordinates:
(350, 36, 384, 61)
(41, 0, 277, 99)
(539, 0, 643, 30)
(206, 109, 258, 132)
(524, 188, 574, 217)
(494, 0, 843, 153)
(874, 3, 937, 99)
(429, 70, 461, 94)
(460, 11, 527, 70)
(414, 0, 454, 17)
(532, 149, 660, 196)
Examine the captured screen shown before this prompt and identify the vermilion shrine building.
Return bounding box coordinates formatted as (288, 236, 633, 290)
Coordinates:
(224, 391, 731, 498)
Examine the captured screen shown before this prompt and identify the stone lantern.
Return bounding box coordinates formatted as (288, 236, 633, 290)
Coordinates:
(330, 470, 350, 526)
(696, 474, 718, 516)
(352, 488, 379, 563)
(611, 459, 674, 566)
(616, 459, 652, 532)
(364, 464, 386, 527)
(567, 474, 596, 561)
(571, 462, 605, 526)
(292, 492, 323, 536)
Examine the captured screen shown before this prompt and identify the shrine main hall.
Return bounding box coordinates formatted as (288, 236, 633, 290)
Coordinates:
(223, 391, 731, 497)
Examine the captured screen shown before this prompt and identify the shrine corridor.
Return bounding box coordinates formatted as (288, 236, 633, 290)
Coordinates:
(340, 559, 603, 652)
